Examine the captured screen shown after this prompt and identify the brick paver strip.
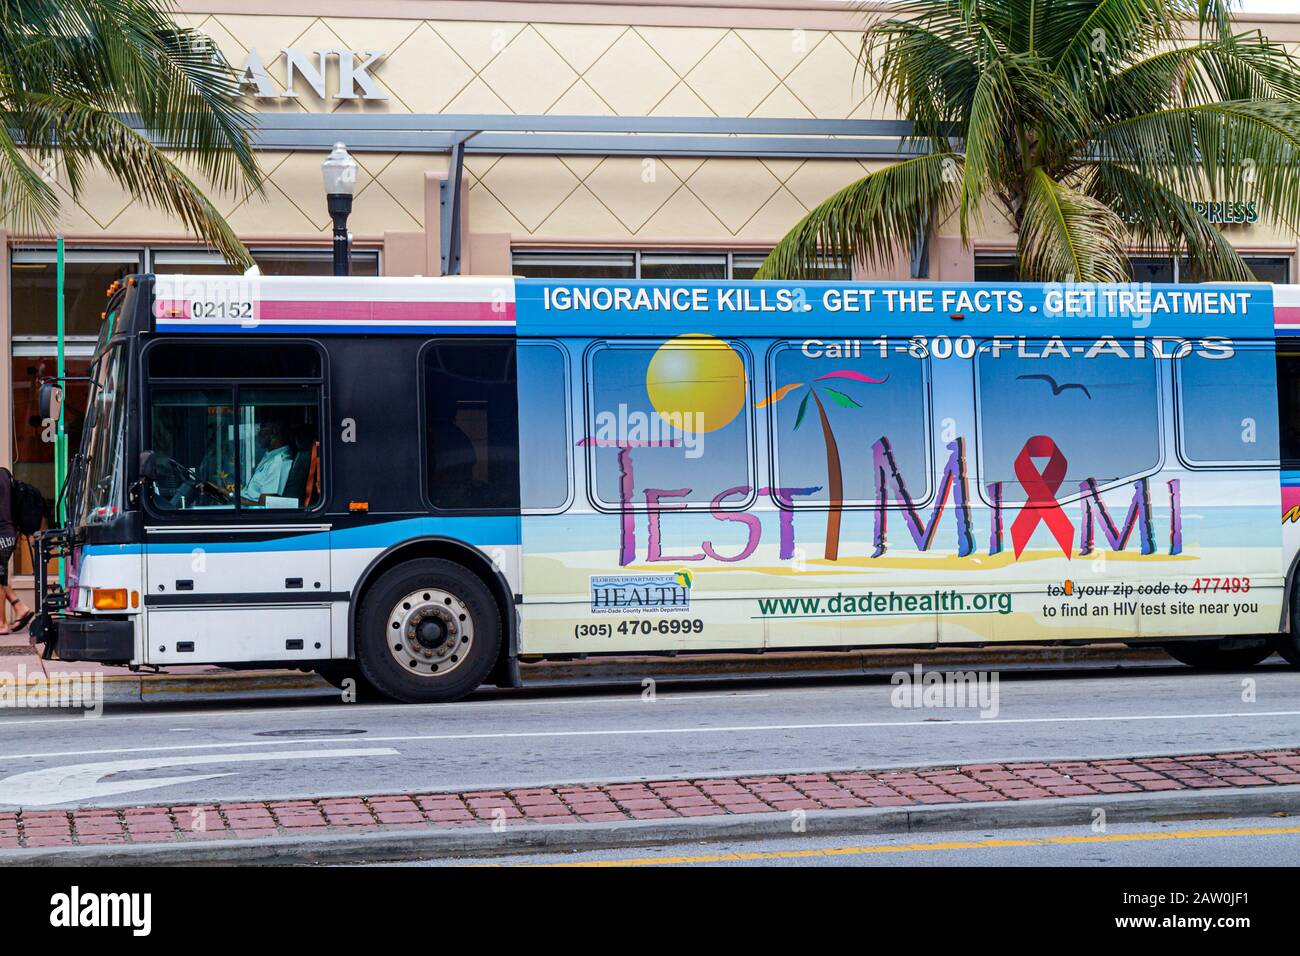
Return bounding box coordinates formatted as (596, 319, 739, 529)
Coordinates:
(7, 748, 1300, 850)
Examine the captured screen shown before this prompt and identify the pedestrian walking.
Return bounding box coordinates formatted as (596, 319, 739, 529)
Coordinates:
(0, 467, 34, 635)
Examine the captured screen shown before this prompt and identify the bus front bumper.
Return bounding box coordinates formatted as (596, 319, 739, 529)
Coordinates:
(35, 614, 134, 664)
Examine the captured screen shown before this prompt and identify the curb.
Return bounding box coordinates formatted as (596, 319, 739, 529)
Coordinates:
(0, 644, 1176, 707)
(6, 784, 1299, 866)
(521, 644, 1177, 686)
(0, 669, 336, 706)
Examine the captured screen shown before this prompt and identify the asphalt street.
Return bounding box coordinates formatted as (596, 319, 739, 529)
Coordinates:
(417, 817, 1300, 867)
(0, 660, 1297, 811)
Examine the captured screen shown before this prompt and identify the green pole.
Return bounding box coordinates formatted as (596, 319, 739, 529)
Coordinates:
(55, 235, 66, 585)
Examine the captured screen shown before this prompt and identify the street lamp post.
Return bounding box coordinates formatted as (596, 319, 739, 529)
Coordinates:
(322, 142, 358, 277)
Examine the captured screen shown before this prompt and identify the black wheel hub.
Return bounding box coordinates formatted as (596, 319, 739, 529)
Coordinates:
(415, 617, 449, 650)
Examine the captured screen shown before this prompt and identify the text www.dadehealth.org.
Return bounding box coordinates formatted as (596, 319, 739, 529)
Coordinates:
(754, 589, 1013, 618)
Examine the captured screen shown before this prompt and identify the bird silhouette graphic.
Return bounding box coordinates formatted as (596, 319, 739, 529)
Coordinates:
(1016, 373, 1092, 399)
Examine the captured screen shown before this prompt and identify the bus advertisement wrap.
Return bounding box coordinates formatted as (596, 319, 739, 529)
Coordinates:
(513, 280, 1283, 654)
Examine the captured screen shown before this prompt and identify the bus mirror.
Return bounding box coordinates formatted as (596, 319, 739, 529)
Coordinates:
(138, 451, 159, 481)
(38, 382, 63, 423)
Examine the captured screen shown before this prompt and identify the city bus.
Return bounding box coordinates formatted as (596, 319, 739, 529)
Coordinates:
(28, 273, 1300, 703)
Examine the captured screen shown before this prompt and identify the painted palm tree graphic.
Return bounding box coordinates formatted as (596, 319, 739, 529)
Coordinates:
(758, 370, 888, 561)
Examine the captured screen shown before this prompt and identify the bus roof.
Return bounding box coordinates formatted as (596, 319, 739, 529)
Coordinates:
(149, 273, 1291, 339)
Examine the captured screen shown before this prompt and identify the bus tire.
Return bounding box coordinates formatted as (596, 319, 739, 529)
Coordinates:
(1280, 599, 1300, 667)
(1162, 639, 1273, 670)
(355, 558, 501, 703)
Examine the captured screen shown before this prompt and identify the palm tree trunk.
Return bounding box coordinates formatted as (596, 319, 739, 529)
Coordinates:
(810, 390, 843, 561)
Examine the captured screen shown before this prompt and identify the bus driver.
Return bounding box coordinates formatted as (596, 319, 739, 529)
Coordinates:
(241, 417, 293, 506)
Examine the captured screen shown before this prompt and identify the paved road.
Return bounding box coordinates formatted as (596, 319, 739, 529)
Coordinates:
(0, 662, 1297, 810)
(415, 817, 1300, 867)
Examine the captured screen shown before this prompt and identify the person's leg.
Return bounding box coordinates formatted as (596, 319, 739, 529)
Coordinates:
(0, 585, 13, 635)
(3, 584, 28, 616)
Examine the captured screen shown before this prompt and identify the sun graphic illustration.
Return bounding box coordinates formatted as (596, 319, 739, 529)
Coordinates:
(645, 334, 746, 433)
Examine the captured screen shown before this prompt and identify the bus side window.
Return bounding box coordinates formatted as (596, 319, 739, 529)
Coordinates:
(1175, 345, 1278, 467)
(1277, 352, 1300, 465)
(975, 342, 1161, 502)
(145, 341, 324, 513)
(423, 339, 520, 511)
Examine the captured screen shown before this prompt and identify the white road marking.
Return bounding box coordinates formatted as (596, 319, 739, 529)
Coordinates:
(0, 710, 1296, 764)
(0, 748, 399, 806)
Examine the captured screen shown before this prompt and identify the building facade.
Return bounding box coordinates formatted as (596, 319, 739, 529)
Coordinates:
(3, 0, 1299, 595)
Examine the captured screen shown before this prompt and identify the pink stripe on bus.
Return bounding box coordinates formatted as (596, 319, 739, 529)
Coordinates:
(1276, 306, 1300, 325)
(155, 300, 515, 323)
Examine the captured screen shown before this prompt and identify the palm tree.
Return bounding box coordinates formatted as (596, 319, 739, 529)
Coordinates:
(0, 0, 261, 266)
(757, 370, 887, 560)
(758, 0, 1300, 283)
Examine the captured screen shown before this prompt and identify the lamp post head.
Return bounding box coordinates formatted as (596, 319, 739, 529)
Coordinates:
(322, 141, 358, 198)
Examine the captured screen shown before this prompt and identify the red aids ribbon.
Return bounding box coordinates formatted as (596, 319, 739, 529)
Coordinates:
(1010, 436, 1074, 560)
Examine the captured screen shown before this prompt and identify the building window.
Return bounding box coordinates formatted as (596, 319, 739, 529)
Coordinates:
(640, 253, 727, 280)
(732, 253, 850, 281)
(976, 252, 1291, 284)
(8, 248, 140, 520)
(972, 254, 1020, 283)
(10, 249, 142, 340)
(513, 250, 850, 281)
(151, 249, 379, 276)
(512, 252, 635, 279)
(1129, 256, 1175, 283)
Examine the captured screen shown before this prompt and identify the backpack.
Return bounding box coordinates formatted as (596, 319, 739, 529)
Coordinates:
(2, 468, 46, 536)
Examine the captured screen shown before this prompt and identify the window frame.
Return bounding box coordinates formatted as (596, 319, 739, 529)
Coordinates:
(763, 338, 935, 512)
(581, 337, 758, 514)
(1173, 341, 1280, 471)
(139, 336, 329, 522)
(417, 336, 523, 516)
(516, 339, 575, 516)
(971, 336, 1166, 508)
(148, 247, 381, 276)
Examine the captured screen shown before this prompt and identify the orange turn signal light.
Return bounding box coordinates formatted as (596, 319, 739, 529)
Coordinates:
(349, 501, 369, 512)
(92, 588, 128, 610)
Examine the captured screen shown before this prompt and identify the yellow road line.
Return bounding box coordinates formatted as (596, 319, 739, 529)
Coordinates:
(524, 823, 1300, 867)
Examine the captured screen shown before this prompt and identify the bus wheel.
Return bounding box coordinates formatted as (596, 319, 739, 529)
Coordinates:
(1162, 639, 1274, 670)
(356, 558, 501, 703)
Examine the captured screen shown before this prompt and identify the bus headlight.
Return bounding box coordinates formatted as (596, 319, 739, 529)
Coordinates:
(92, 588, 129, 610)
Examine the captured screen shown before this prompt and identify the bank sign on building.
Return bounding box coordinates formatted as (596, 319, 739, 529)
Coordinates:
(1, 0, 1297, 599)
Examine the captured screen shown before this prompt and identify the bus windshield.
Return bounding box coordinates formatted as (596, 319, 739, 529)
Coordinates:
(73, 331, 129, 527)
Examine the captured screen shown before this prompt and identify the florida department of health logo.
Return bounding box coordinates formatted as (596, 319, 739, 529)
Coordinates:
(590, 571, 693, 614)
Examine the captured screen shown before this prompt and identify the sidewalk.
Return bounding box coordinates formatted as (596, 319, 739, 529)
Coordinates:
(3, 749, 1298, 863)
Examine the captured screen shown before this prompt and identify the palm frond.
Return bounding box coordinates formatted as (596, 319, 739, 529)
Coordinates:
(1092, 100, 1300, 234)
(1018, 167, 1130, 282)
(754, 152, 962, 280)
(1090, 161, 1254, 281)
(1094, 32, 1300, 120)
(0, 0, 261, 262)
(0, 123, 59, 234)
(17, 95, 251, 266)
